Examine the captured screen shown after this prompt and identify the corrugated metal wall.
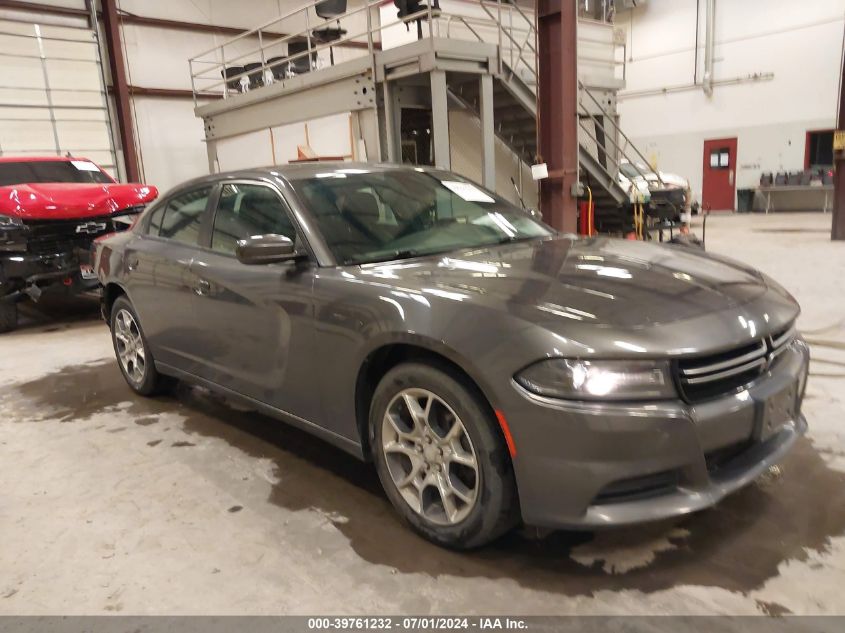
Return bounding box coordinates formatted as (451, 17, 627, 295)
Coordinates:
(0, 13, 117, 175)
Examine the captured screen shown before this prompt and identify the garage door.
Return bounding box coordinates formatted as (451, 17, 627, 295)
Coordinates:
(0, 15, 117, 176)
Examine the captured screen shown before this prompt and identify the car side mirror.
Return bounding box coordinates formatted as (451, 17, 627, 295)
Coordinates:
(235, 234, 299, 265)
(526, 207, 543, 221)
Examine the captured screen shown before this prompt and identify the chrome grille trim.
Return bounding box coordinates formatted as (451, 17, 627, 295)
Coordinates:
(680, 340, 767, 378)
(683, 357, 768, 385)
(675, 323, 797, 402)
(771, 326, 795, 351)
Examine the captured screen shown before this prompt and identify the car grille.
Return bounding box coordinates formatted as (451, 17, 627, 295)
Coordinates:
(676, 325, 795, 402)
(593, 469, 681, 505)
(705, 440, 753, 474)
(23, 215, 127, 256)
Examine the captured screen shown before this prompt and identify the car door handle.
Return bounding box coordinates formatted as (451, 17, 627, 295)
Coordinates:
(194, 279, 211, 296)
(127, 256, 139, 271)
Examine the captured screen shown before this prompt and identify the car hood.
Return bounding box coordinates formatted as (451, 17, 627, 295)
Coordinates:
(360, 237, 777, 331)
(0, 182, 158, 220)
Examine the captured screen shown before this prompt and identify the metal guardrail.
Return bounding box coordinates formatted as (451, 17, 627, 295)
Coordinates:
(187, 0, 643, 200)
(188, 0, 544, 105)
(577, 80, 665, 189)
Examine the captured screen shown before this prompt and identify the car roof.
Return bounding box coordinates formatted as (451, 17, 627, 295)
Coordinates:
(0, 155, 84, 163)
(168, 162, 434, 193)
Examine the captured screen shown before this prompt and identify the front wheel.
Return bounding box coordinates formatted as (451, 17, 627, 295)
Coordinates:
(110, 296, 170, 396)
(370, 362, 518, 549)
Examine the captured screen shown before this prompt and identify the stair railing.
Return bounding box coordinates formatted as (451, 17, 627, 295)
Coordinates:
(578, 80, 665, 187)
(478, 0, 538, 86)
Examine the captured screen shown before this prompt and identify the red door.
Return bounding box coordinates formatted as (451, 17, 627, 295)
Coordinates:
(702, 137, 737, 211)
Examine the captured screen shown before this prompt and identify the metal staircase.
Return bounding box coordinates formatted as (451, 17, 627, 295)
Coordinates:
(188, 0, 658, 231)
(441, 11, 659, 231)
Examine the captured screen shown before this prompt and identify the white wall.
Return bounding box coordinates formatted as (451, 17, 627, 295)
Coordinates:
(617, 0, 845, 204)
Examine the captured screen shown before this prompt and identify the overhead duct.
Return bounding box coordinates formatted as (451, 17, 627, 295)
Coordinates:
(702, 0, 716, 97)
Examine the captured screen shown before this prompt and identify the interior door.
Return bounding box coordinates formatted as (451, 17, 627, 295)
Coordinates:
(702, 137, 737, 211)
(187, 181, 320, 423)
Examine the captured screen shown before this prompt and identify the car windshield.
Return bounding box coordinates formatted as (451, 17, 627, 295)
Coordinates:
(619, 162, 652, 179)
(289, 168, 553, 265)
(0, 160, 113, 186)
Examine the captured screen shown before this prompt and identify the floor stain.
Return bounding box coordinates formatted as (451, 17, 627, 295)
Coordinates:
(134, 417, 159, 426)
(756, 600, 793, 616)
(171, 441, 196, 448)
(8, 361, 845, 597)
(15, 295, 100, 333)
(228, 505, 244, 513)
(147, 440, 162, 447)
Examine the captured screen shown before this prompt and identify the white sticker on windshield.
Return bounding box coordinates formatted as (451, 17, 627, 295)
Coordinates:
(441, 181, 495, 203)
(71, 160, 100, 172)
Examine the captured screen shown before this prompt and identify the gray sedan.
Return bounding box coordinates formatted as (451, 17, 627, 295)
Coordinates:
(94, 163, 809, 548)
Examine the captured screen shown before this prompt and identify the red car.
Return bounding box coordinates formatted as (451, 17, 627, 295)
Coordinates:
(0, 156, 158, 332)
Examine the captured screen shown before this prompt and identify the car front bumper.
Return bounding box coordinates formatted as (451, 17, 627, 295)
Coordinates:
(504, 340, 810, 529)
(0, 249, 98, 299)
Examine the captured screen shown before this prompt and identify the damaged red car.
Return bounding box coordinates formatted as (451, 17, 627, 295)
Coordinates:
(0, 156, 158, 332)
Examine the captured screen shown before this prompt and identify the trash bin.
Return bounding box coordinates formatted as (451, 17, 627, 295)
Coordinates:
(737, 188, 754, 213)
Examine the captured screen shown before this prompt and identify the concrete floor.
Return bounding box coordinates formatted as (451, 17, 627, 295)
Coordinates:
(1, 211, 844, 615)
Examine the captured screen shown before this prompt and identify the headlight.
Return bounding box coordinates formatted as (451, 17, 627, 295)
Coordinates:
(112, 206, 146, 230)
(515, 359, 676, 401)
(0, 214, 27, 252)
(111, 214, 138, 229)
(0, 214, 23, 228)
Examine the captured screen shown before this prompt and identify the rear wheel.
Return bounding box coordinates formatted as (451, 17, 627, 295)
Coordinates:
(110, 296, 170, 396)
(0, 300, 18, 333)
(370, 362, 518, 549)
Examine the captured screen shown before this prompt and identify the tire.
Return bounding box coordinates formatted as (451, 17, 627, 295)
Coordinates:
(110, 296, 170, 396)
(0, 300, 18, 333)
(370, 361, 518, 549)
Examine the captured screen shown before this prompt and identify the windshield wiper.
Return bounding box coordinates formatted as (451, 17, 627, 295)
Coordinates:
(496, 235, 539, 245)
(348, 249, 424, 265)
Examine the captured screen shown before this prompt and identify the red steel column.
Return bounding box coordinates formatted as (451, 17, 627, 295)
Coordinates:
(101, 0, 140, 182)
(833, 39, 845, 240)
(537, 0, 578, 233)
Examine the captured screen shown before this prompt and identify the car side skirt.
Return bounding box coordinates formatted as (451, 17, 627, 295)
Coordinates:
(155, 361, 366, 460)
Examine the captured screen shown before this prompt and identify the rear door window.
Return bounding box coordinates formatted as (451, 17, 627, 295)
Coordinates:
(156, 187, 212, 246)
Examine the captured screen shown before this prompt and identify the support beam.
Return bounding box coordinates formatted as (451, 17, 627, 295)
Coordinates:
(101, 0, 139, 182)
(382, 82, 401, 163)
(833, 29, 845, 240)
(430, 69, 450, 170)
(206, 139, 218, 174)
(479, 73, 495, 189)
(537, 0, 579, 233)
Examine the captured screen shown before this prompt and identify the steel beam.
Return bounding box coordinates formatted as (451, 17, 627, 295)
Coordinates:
(430, 69, 451, 170)
(206, 139, 218, 174)
(382, 81, 401, 163)
(480, 73, 495, 189)
(537, 0, 579, 232)
(101, 0, 139, 182)
(203, 74, 375, 141)
(833, 36, 845, 240)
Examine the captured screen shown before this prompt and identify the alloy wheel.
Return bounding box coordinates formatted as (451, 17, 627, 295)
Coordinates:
(381, 388, 480, 525)
(113, 308, 146, 385)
